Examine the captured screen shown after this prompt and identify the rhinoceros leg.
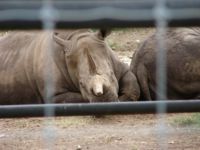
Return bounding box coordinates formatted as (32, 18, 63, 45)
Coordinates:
(136, 64, 152, 100)
(118, 71, 140, 101)
(52, 92, 87, 103)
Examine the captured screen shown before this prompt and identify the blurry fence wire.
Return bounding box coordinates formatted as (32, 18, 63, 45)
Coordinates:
(41, 1, 57, 149)
(0, 0, 199, 116)
(0, 1, 199, 113)
(0, 0, 200, 149)
(154, 0, 168, 149)
(0, 0, 199, 114)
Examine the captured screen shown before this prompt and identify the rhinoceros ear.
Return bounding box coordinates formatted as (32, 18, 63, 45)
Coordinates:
(53, 32, 71, 48)
(96, 29, 111, 40)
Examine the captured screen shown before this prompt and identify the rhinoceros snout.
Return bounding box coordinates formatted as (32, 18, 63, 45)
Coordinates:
(80, 75, 119, 102)
(92, 83, 103, 97)
(94, 88, 118, 102)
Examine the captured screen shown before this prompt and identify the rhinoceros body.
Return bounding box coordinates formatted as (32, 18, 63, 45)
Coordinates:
(0, 29, 140, 104)
(131, 28, 200, 100)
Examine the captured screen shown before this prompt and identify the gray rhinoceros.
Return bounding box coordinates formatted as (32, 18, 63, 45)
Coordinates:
(130, 27, 200, 100)
(0, 29, 140, 104)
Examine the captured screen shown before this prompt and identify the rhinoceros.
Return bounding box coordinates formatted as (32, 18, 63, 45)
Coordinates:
(0, 29, 140, 104)
(130, 27, 200, 100)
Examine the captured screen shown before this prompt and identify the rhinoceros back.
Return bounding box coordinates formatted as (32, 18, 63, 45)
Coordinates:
(0, 32, 42, 104)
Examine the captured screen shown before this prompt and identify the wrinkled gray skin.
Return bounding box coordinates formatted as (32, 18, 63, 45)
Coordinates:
(0, 29, 140, 104)
(130, 27, 200, 100)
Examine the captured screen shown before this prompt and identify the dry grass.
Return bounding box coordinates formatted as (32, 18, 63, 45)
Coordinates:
(171, 113, 200, 127)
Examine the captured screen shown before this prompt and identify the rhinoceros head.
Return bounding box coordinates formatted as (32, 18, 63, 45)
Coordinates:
(53, 29, 119, 102)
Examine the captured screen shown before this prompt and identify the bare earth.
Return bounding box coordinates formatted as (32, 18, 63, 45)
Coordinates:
(1, 114, 200, 150)
(0, 28, 200, 150)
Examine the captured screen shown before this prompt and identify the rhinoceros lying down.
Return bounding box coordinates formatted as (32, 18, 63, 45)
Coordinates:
(130, 27, 200, 100)
(0, 29, 140, 104)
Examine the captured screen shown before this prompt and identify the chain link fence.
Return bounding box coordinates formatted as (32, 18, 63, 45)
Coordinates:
(0, 0, 200, 149)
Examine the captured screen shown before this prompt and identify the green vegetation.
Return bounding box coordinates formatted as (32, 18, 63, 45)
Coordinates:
(172, 113, 200, 127)
(108, 42, 119, 50)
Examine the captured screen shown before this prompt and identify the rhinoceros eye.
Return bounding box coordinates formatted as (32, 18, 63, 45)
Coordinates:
(79, 81, 85, 88)
(79, 81, 83, 86)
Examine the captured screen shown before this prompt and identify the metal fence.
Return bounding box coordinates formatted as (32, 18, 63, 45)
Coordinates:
(0, 0, 200, 149)
(0, 0, 199, 116)
(0, 0, 200, 29)
(1, 100, 200, 118)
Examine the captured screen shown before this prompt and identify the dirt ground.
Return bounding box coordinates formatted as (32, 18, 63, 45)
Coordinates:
(0, 28, 200, 150)
(108, 28, 154, 65)
(1, 114, 200, 150)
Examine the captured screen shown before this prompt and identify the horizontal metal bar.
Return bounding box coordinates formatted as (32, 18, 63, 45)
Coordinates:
(0, 0, 199, 29)
(1, 0, 200, 9)
(0, 100, 200, 118)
